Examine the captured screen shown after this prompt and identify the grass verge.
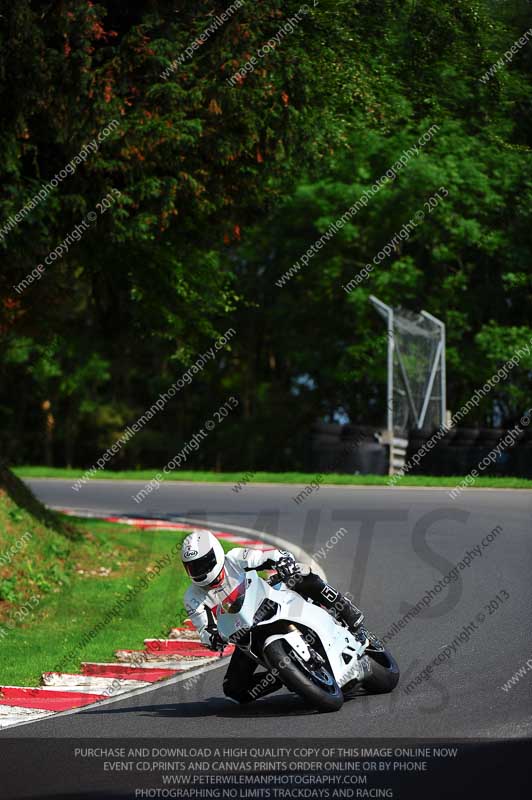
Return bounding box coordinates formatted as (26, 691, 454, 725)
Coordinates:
(14, 466, 532, 490)
(0, 470, 232, 686)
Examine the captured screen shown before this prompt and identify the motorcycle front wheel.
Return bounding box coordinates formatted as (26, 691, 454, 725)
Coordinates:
(263, 639, 343, 713)
(343, 631, 399, 698)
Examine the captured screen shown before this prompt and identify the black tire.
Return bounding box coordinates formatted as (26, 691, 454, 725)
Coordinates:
(343, 633, 399, 698)
(264, 638, 343, 713)
(363, 647, 400, 693)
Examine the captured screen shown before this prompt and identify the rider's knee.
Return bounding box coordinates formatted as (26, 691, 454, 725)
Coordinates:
(223, 677, 251, 704)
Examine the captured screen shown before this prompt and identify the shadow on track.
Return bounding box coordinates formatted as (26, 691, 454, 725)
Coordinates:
(80, 692, 319, 718)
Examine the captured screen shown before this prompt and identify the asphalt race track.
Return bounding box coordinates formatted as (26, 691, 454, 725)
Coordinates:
(3, 478, 532, 739)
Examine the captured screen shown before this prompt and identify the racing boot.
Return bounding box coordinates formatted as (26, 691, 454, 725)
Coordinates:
(297, 571, 365, 634)
(329, 592, 365, 635)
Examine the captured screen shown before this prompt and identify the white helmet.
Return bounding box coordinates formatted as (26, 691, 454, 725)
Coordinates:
(181, 530, 225, 587)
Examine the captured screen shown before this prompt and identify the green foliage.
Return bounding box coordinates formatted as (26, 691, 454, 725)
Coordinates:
(0, 0, 531, 468)
(0, 472, 76, 607)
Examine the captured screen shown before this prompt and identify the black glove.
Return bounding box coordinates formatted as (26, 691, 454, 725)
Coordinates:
(276, 552, 301, 584)
(208, 630, 226, 652)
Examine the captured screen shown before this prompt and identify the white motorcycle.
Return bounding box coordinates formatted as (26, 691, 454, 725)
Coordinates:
(217, 570, 399, 713)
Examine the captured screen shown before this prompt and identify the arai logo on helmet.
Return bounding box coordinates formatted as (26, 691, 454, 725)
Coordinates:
(184, 549, 198, 558)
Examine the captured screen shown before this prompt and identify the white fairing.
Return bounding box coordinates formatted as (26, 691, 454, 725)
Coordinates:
(217, 572, 367, 687)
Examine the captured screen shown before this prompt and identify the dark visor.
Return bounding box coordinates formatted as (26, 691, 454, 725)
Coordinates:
(185, 548, 217, 580)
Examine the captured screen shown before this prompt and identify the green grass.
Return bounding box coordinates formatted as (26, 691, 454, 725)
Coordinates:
(0, 476, 234, 686)
(14, 466, 532, 490)
(2, 519, 234, 687)
(2, 526, 177, 686)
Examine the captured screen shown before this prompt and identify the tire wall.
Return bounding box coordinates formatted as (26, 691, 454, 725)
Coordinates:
(310, 423, 532, 478)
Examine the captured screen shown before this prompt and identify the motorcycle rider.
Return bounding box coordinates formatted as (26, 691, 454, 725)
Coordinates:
(182, 530, 365, 704)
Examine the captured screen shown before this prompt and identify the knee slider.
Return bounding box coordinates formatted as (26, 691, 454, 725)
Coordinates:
(223, 678, 249, 703)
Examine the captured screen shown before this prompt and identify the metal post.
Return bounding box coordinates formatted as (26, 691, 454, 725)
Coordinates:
(369, 295, 394, 432)
(387, 307, 394, 432)
(441, 322, 446, 425)
(421, 309, 446, 427)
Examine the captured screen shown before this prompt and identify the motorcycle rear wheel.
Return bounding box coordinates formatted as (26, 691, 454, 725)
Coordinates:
(264, 639, 343, 713)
